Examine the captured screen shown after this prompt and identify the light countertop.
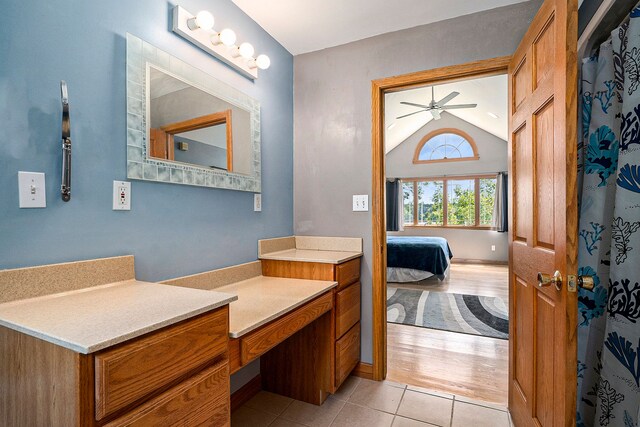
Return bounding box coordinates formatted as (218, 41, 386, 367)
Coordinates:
(0, 280, 237, 354)
(216, 276, 338, 338)
(259, 248, 362, 264)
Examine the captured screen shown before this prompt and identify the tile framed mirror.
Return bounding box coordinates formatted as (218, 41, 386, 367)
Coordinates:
(126, 33, 261, 192)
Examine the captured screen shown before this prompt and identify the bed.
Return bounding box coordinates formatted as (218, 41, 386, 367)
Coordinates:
(387, 236, 453, 282)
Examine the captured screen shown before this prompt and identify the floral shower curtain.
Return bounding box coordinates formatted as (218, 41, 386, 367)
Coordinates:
(577, 5, 640, 427)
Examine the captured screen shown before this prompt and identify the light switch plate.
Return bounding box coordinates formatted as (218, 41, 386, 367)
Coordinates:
(113, 181, 131, 210)
(254, 194, 262, 212)
(352, 194, 369, 212)
(18, 172, 46, 208)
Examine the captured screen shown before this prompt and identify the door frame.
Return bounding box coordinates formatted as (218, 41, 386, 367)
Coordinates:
(370, 56, 512, 381)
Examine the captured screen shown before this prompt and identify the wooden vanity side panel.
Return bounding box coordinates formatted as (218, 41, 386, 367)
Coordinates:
(0, 326, 87, 427)
(241, 292, 333, 364)
(105, 361, 230, 427)
(261, 259, 335, 281)
(228, 338, 242, 374)
(95, 307, 228, 420)
(335, 282, 361, 339)
(261, 310, 333, 405)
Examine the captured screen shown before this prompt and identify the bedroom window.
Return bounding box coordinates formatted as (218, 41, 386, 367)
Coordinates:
(402, 175, 497, 229)
(413, 129, 479, 164)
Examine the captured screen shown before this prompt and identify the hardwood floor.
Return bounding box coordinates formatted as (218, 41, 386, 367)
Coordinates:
(386, 262, 509, 405)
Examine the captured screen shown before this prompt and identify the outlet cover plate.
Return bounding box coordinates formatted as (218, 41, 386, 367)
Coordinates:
(352, 195, 369, 212)
(113, 181, 131, 211)
(18, 171, 46, 208)
(254, 194, 262, 212)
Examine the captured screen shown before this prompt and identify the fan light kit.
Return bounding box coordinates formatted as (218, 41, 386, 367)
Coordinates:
(397, 87, 477, 120)
(172, 5, 270, 80)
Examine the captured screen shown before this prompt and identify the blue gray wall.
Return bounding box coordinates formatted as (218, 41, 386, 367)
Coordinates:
(293, 0, 542, 364)
(0, 0, 293, 281)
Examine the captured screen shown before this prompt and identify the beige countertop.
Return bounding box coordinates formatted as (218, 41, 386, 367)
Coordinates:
(0, 280, 237, 354)
(216, 275, 338, 338)
(259, 248, 362, 264)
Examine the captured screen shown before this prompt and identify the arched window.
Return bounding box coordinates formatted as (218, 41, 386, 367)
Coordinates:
(413, 129, 479, 164)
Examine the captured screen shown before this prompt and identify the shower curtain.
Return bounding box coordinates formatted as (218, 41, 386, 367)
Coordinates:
(577, 5, 640, 427)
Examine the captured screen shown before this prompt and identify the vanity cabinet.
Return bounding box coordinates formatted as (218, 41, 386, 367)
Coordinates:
(0, 306, 231, 427)
(261, 257, 361, 391)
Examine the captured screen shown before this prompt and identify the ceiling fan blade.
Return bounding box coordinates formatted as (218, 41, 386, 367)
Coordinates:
(437, 91, 459, 106)
(396, 110, 428, 119)
(430, 109, 441, 120)
(400, 101, 430, 109)
(441, 103, 478, 110)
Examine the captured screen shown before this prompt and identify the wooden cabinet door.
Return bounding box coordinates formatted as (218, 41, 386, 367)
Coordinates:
(508, 0, 578, 425)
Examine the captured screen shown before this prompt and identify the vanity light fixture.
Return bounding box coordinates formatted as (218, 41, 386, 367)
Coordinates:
(172, 5, 270, 80)
(187, 10, 214, 31)
(211, 28, 236, 47)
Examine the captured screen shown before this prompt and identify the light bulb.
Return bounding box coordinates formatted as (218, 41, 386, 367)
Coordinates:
(238, 42, 254, 59)
(188, 10, 214, 31)
(220, 29, 236, 46)
(255, 54, 271, 70)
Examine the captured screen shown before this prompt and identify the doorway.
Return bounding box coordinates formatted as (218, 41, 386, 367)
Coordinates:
(370, 58, 512, 404)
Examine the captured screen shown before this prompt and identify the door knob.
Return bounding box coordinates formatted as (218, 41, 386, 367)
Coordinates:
(578, 275, 595, 291)
(537, 271, 562, 290)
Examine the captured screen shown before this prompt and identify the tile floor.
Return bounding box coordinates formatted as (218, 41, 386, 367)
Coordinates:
(232, 376, 515, 427)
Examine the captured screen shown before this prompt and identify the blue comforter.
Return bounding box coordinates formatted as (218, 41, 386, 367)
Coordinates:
(387, 236, 453, 275)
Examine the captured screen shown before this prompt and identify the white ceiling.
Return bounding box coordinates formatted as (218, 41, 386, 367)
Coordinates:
(384, 74, 508, 153)
(231, 0, 528, 55)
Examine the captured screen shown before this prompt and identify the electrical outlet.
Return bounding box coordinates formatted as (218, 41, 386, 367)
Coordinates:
(352, 195, 369, 212)
(113, 181, 131, 211)
(491, 245, 496, 252)
(18, 172, 46, 208)
(254, 194, 262, 212)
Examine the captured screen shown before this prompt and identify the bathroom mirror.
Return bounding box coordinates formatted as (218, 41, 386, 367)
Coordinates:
(126, 34, 261, 192)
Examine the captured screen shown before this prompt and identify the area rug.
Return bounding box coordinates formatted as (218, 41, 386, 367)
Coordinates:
(387, 288, 509, 339)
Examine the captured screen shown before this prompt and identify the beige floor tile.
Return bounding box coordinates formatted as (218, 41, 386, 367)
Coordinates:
(232, 406, 277, 427)
(454, 394, 508, 412)
(333, 376, 361, 401)
(244, 391, 293, 416)
(269, 418, 307, 427)
(396, 390, 453, 426)
(406, 384, 454, 400)
(382, 379, 409, 389)
(331, 402, 394, 427)
(392, 415, 439, 426)
(280, 396, 346, 427)
(451, 401, 509, 427)
(348, 379, 406, 413)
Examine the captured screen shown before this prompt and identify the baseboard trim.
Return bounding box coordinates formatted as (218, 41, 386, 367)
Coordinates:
(231, 374, 262, 412)
(352, 362, 374, 380)
(450, 258, 508, 265)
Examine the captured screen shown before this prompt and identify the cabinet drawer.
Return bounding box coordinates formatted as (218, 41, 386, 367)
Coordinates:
(95, 307, 229, 420)
(241, 292, 333, 364)
(335, 322, 360, 389)
(335, 282, 360, 339)
(105, 360, 230, 427)
(335, 258, 361, 290)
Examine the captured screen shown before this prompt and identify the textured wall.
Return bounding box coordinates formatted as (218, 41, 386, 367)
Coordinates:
(293, 1, 542, 363)
(0, 0, 293, 284)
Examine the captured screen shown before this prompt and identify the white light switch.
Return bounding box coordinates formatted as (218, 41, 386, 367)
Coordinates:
(254, 194, 262, 212)
(113, 181, 131, 210)
(352, 195, 369, 212)
(18, 172, 46, 208)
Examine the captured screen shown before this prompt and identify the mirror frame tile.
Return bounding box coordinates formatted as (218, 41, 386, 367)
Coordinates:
(126, 33, 261, 192)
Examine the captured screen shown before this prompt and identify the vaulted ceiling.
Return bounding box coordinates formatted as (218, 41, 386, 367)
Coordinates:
(231, 0, 529, 55)
(384, 74, 508, 153)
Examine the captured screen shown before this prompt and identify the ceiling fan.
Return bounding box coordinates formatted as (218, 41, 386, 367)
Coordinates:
(396, 87, 477, 120)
